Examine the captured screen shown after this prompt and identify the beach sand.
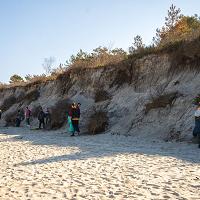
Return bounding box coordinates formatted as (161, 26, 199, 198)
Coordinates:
(0, 127, 199, 200)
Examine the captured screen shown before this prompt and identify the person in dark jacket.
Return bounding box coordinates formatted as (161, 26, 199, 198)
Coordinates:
(16, 110, 23, 127)
(70, 103, 80, 136)
(45, 108, 51, 127)
(193, 103, 200, 148)
(38, 107, 45, 129)
(25, 107, 31, 127)
(0, 109, 2, 120)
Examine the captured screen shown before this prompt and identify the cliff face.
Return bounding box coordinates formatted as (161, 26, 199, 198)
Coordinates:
(1, 38, 200, 141)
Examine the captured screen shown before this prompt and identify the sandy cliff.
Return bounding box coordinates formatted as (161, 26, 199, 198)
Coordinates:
(1, 37, 200, 141)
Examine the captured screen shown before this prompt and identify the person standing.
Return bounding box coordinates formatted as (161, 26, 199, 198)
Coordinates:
(38, 107, 45, 129)
(71, 103, 80, 136)
(45, 108, 51, 127)
(193, 103, 200, 148)
(68, 104, 74, 135)
(77, 103, 81, 113)
(25, 107, 31, 127)
(0, 109, 2, 120)
(16, 110, 23, 127)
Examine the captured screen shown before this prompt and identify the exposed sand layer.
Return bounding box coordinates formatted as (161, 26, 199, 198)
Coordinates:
(0, 127, 199, 200)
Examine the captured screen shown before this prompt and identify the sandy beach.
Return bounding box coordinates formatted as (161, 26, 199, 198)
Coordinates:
(0, 127, 199, 200)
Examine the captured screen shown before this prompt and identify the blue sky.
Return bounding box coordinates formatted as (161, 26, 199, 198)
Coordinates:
(0, 0, 199, 83)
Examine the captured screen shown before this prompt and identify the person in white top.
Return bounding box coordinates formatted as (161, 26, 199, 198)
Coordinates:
(194, 107, 200, 117)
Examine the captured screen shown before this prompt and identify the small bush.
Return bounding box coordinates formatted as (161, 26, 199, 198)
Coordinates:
(110, 69, 131, 88)
(25, 74, 57, 86)
(9, 74, 24, 84)
(145, 92, 181, 114)
(87, 111, 109, 134)
(3, 74, 57, 91)
(67, 47, 127, 69)
(164, 129, 181, 142)
(50, 99, 71, 129)
(168, 38, 200, 73)
(0, 95, 17, 112)
(56, 70, 73, 95)
(94, 90, 110, 103)
(4, 110, 18, 126)
(0, 83, 7, 90)
(128, 45, 158, 60)
(161, 40, 184, 54)
(16, 92, 26, 102)
(24, 89, 40, 103)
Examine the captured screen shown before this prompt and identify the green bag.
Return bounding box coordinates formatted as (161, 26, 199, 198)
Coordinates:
(68, 116, 74, 133)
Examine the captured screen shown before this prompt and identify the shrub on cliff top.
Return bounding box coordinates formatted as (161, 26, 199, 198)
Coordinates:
(9, 74, 24, 84)
(66, 47, 127, 69)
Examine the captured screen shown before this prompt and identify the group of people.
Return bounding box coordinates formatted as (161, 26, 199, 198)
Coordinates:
(14, 102, 82, 136)
(67, 103, 81, 136)
(15, 106, 51, 129)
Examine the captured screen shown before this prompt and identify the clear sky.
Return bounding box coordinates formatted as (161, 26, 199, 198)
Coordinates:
(0, 0, 199, 83)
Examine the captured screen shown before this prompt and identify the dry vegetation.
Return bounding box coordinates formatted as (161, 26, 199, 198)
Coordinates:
(110, 68, 132, 88)
(164, 128, 182, 142)
(145, 92, 182, 114)
(66, 47, 127, 69)
(50, 99, 71, 129)
(168, 36, 200, 73)
(87, 110, 109, 134)
(23, 89, 40, 103)
(4, 110, 19, 126)
(94, 90, 111, 103)
(0, 96, 17, 112)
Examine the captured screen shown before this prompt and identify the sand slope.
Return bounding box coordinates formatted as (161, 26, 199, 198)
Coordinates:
(0, 128, 199, 200)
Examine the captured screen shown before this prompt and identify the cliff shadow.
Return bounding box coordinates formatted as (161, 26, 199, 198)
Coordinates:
(0, 127, 199, 166)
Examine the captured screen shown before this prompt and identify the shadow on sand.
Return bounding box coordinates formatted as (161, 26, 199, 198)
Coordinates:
(0, 127, 199, 166)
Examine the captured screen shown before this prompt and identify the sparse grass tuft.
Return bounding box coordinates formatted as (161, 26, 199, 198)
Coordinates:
(24, 89, 40, 103)
(50, 99, 71, 129)
(4, 110, 18, 126)
(0, 96, 17, 112)
(94, 90, 111, 103)
(87, 110, 108, 134)
(164, 129, 182, 142)
(145, 92, 181, 114)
